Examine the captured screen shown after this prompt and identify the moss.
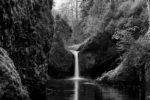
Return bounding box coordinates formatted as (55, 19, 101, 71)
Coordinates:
(0, 48, 30, 100)
(0, 0, 54, 99)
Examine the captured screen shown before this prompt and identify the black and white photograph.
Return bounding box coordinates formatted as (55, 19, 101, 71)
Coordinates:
(0, 0, 150, 100)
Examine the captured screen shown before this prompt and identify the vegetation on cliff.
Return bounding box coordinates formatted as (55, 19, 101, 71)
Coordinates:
(78, 0, 150, 84)
(49, 15, 74, 78)
(0, 48, 30, 100)
(0, 0, 54, 99)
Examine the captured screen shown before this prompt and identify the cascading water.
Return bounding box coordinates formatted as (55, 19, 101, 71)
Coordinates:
(70, 50, 80, 100)
(70, 50, 80, 79)
(70, 50, 86, 100)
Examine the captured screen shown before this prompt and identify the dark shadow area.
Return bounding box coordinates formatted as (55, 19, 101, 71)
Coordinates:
(46, 79, 149, 100)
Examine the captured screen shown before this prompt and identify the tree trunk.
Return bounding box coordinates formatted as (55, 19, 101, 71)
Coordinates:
(146, 0, 150, 35)
(76, 0, 78, 21)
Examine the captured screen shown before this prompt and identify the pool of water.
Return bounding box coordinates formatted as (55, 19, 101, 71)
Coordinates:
(46, 79, 150, 100)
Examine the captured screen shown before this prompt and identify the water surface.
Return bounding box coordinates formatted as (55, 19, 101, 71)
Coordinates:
(47, 79, 150, 100)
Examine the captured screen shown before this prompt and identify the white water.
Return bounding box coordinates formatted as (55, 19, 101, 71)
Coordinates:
(69, 50, 81, 100)
(70, 50, 88, 100)
(70, 50, 80, 79)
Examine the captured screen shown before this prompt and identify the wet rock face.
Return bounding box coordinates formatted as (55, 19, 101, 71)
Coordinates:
(97, 46, 142, 85)
(79, 33, 119, 78)
(49, 46, 74, 78)
(97, 59, 140, 85)
(48, 15, 74, 79)
(49, 35, 74, 78)
(0, 48, 30, 100)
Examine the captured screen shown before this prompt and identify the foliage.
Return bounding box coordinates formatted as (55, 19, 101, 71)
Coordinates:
(97, 38, 150, 83)
(54, 15, 72, 45)
(48, 14, 74, 78)
(93, 0, 150, 83)
(89, 0, 108, 18)
(80, 0, 94, 18)
(112, 0, 148, 59)
(0, 0, 54, 99)
(0, 48, 30, 100)
(79, 0, 150, 80)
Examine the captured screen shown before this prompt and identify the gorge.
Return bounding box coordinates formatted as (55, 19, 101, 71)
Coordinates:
(1, 0, 150, 100)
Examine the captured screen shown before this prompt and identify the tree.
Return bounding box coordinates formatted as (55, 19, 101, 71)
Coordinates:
(54, 15, 72, 44)
(56, 0, 82, 25)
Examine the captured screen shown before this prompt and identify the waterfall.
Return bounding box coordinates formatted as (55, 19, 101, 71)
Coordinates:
(70, 50, 82, 100)
(70, 50, 80, 79)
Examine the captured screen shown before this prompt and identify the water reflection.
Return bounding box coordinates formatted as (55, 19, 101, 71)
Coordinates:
(47, 79, 150, 100)
(74, 80, 79, 100)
